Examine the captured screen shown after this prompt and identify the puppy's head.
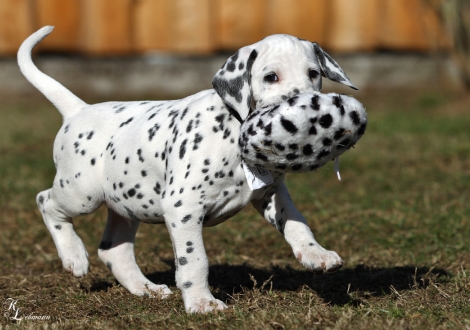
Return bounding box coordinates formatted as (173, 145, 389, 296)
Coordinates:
(212, 35, 357, 122)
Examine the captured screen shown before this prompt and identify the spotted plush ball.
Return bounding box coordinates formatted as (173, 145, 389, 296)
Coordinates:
(239, 92, 367, 172)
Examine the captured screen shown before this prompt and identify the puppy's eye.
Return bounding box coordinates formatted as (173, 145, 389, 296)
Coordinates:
(264, 73, 279, 83)
(309, 70, 319, 79)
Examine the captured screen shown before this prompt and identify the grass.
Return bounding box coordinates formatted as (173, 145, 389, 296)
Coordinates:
(0, 89, 469, 329)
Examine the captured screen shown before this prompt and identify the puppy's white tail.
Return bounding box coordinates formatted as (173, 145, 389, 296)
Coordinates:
(17, 26, 87, 118)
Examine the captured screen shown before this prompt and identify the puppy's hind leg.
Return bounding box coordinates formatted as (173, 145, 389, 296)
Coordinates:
(98, 208, 172, 298)
(36, 189, 89, 277)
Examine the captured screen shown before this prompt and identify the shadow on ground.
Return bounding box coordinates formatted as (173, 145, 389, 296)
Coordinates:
(86, 263, 449, 306)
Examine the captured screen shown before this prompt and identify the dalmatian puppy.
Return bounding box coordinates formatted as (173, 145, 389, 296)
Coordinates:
(18, 26, 359, 313)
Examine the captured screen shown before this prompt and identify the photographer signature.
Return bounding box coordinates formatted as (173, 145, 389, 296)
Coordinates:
(3, 298, 50, 322)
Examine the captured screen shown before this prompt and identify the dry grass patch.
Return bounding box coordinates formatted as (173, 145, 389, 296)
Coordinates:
(1, 89, 469, 329)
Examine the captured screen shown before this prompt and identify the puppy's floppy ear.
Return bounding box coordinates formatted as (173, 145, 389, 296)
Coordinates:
(212, 46, 258, 122)
(313, 42, 358, 90)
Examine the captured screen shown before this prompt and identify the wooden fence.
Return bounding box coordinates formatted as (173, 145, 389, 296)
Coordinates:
(0, 0, 450, 56)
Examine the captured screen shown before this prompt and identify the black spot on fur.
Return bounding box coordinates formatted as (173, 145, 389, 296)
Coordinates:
(264, 123, 272, 136)
(179, 139, 188, 159)
(287, 96, 298, 106)
(280, 117, 298, 134)
(263, 140, 272, 147)
(215, 114, 225, 123)
(137, 149, 144, 162)
(349, 111, 361, 125)
(193, 133, 203, 150)
(119, 117, 134, 127)
(148, 123, 161, 141)
(311, 95, 320, 110)
(256, 153, 268, 161)
(247, 124, 257, 136)
(182, 214, 192, 223)
(286, 153, 298, 160)
(174, 200, 182, 207)
(178, 257, 188, 266)
(334, 128, 345, 140)
(186, 120, 193, 133)
(55, 225, 61, 230)
(302, 144, 314, 156)
(181, 107, 189, 120)
(358, 123, 367, 135)
(99, 241, 112, 250)
(183, 281, 192, 289)
(333, 95, 345, 116)
(227, 61, 236, 72)
(275, 143, 285, 151)
(322, 138, 332, 146)
(309, 126, 317, 135)
(332, 95, 342, 107)
(212, 74, 245, 104)
(153, 182, 161, 194)
(319, 114, 333, 128)
(230, 51, 239, 62)
(292, 164, 302, 171)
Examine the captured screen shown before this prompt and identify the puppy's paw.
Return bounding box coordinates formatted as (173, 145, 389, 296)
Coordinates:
(134, 283, 173, 299)
(186, 297, 228, 314)
(59, 237, 89, 277)
(296, 245, 343, 274)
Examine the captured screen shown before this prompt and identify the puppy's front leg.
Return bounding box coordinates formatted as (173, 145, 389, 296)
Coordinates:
(164, 206, 227, 313)
(252, 182, 343, 273)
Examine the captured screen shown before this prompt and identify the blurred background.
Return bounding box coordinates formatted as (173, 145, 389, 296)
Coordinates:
(0, 0, 469, 99)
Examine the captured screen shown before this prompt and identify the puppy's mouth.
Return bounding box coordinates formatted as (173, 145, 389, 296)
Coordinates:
(255, 97, 284, 110)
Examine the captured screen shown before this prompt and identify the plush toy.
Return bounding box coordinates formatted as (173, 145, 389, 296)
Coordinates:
(239, 92, 367, 178)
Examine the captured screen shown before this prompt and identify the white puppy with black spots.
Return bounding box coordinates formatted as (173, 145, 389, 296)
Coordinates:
(18, 26, 358, 313)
